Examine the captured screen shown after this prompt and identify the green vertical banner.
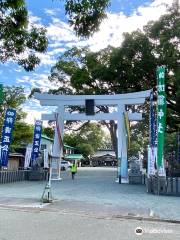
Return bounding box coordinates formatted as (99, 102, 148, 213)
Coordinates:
(0, 84, 3, 104)
(157, 66, 166, 177)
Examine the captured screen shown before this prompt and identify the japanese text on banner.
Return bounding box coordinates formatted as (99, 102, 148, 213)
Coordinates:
(31, 120, 42, 162)
(157, 66, 166, 176)
(0, 109, 16, 166)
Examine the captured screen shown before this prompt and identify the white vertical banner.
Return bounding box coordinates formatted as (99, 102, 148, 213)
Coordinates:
(51, 112, 64, 180)
(139, 151, 143, 171)
(24, 147, 32, 168)
(44, 149, 49, 168)
(52, 125, 61, 157)
(148, 146, 157, 177)
(151, 147, 157, 175)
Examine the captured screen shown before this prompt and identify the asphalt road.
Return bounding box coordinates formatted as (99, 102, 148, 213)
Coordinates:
(0, 208, 180, 240)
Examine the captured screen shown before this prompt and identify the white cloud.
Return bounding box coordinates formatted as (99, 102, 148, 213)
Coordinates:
(44, 8, 62, 16)
(24, 108, 47, 125)
(48, 48, 67, 56)
(36, 52, 56, 66)
(24, 109, 41, 124)
(45, 0, 173, 53)
(20, 95, 57, 125)
(29, 15, 42, 24)
(47, 18, 78, 43)
(28, 12, 43, 28)
(23, 102, 56, 125)
(14, 68, 21, 72)
(17, 73, 60, 92)
(86, 0, 174, 51)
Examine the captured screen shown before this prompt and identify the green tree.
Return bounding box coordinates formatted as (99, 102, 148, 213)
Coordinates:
(76, 143, 94, 158)
(64, 122, 105, 157)
(42, 127, 54, 139)
(64, 0, 110, 37)
(11, 122, 33, 150)
(0, 0, 48, 71)
(48, 5, 180, 158)
(0, 0, 110, 70)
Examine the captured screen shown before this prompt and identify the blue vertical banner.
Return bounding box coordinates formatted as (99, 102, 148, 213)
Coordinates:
(0, 108, 16, 167)
(31, 120, 42, 162)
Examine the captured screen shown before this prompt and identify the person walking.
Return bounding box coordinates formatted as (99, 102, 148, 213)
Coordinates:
(71, 162, 77, 180)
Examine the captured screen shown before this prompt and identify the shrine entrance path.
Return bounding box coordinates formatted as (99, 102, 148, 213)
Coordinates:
(0, 167, 180, 221)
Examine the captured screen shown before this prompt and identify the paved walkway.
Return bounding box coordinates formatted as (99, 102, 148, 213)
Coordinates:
(0, 167, 180, 221)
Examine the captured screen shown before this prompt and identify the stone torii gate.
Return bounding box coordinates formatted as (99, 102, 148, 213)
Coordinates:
(35, 90, 150, 181)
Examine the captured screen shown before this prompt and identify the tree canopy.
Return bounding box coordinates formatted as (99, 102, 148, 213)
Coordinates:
(64, 0, 110, 37)
(48, 6, 180, 157)
(0, 0, 48, 71)
(0, 0, 110, 70)
(64, 122, 106, 158)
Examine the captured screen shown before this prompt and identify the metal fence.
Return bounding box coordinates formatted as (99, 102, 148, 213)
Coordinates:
(0, 170, 48, 184)
(0, 170, 28, 184)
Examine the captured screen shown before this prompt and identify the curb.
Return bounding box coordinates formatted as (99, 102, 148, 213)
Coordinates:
(111, 214, 180, 224)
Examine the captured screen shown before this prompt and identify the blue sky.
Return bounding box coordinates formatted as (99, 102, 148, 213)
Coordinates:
(0, 0, 173, 123)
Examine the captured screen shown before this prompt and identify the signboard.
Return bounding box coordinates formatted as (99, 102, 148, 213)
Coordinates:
(157, 66, 166, 176)
(31, 120, 42, 162)
(0, 108, 16, 166)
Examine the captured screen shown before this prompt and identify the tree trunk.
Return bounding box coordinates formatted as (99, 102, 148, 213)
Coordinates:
(102, 120, 118, 159)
